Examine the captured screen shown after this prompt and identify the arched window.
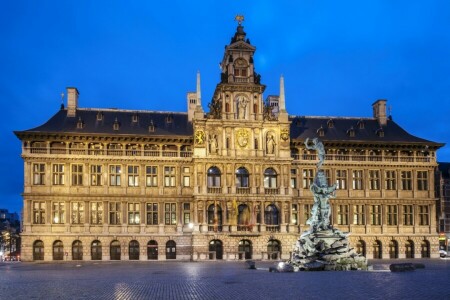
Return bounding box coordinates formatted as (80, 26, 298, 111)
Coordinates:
(239, 240, 252, 260)
(129, 240, 140, 260)
(264, 204, 279, 227)
(236, 167, 249, 188)
(53, 240, 64, 260)
(72, 240, 83, 260)
(405, 240, 414, 258)
(166, 240, 176, 259)
(267, 240, 281, 260)
(237, 204, 251, 226)
(91, 240, 102, 260)
(421, 240, 430, 258)
(207, 167, 221, 187)
(356, 240, 366, 257)
(207, 204, 223, 232)
(373, 240, 382, 259)
(389, 240, 398, 259)
(110, 240, 121, 260)
(147, 240, 158, 260)
(225, 102, 230, 113)
(209, 239, 223, 260)
(33, 240, 44, 261)
(264, 168, 277, 188)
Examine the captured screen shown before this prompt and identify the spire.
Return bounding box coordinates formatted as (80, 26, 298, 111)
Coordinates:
(279, 75, 286, 112)
(196, 70, 202, 107)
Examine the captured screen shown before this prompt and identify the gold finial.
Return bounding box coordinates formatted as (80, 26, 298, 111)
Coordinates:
(235, 15, 244, 25)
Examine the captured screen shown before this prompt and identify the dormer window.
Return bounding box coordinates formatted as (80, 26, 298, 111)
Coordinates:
(113, 118, 120, 131)
(96, 111, 103, 121)
(132, 113, 139, 123)
(165, 115, 173, 124)
(357, 119, 365, 129)
(317, 126, 325, 137)
(77, 117, 84, 129)
(148, 120, 155, 133)
(327, 119, 334, 128)
(347, 127, 355, 137)
(376, 128, 384, 137)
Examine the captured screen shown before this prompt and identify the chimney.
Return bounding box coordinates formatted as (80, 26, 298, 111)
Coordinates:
(67, 87, 79, 117)
(372, 99, 387, 126)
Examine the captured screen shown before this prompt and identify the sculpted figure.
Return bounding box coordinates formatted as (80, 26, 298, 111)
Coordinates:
(305, 138, 325, 169)
(210, 134, 218, 154)
(238, 97, 247, 119)
(266, 133, 276, 154)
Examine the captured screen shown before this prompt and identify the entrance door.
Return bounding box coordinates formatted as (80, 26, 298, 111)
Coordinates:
(209, 240, 223, 259)
(72, 240, 83, 260)
(110, 240, 121, 260)
(33, 240, 44, 261)
(238, 240, 252, 259)
(53, 241, 64, 260)
(166, 240, 176, 259)
(147, 240, 158, 260)
(129, 240, 140, 260)
(91, 240, 102, 260)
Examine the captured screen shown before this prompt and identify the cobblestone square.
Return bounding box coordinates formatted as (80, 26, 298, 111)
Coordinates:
(1, 259, 450, 299)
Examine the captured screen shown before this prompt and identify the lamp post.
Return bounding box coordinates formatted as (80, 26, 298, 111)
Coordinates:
(188, 223, 194, 261)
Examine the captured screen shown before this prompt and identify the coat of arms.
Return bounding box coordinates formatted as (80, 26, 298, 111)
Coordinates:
(280, 128, 289, 141)
(236, 128, 249, 148)
(195, 130, 205, 145)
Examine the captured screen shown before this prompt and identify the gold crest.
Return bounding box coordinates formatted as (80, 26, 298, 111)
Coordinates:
(236, 128, 249, 148)
(280, 128, 289, 141)
(195, 130, 205, 145)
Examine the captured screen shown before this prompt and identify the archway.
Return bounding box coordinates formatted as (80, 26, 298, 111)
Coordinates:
(238, 239, 252, 260)
(129, 240, 140, 260)
(372, 240, 382, 259)
(355, 240, 366, 257)
(91, 240, 102, 260)
(389, 240, 398, 259)
(421, 240, 430, 258)
(33, 240, 44, 261)
(267, 239, 281, 260)
(405, 240, 414, 258)
(147, 240, 158, 260)
(72, 240, 83, 260)
(209, 239, 223, 260)
(53, 240, 64, 260)
(110, 240, 121, 260)
(166, 240, 176, 259)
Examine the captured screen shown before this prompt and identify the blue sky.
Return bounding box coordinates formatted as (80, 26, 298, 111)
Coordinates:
(1, 1, 449, 214)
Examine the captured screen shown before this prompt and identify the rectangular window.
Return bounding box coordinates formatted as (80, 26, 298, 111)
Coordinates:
(71, 202, 85, 224)
(128, 165, 139, 187)
(290, 169, 297, 189)
(109, 165, 121, 186)
(109, 202, 122, 225)
(303, 204, 312, 224)
(128, 203, 140, 224)
(352, 170, 363, 190)
(90, 202, 103, 225)
(165, 203, 177, 225)
(417, 171, 428, 191)
(387, 205, 398, 225)
(146, 166, 158, 187)
(291, 204, 298, 225)
(385, 170, 396, 190)
(90, 165, 103, 186)
(71, 164, 83, 186)
(353, 205, 365, 225)
(370, 205, 381, 225)
(337, 205, 349, 225)
(146, 203, 158, 225)
(183, 176, 190, 187)
(52, 201, 65, 224)
(419, 205, 429, 225)
(33, 163, 45, 185)
(369, 170, 380, 190)
(302, 169, 314, 189)
(164, 166, 176, 187)
(183, 203, 191, 224)
(401, 171, 412, 190)
(52, 164, 65, 185)
(336, 170, 347, 190)
(33, 201, 46, 224)
(403, 205, 413, 225)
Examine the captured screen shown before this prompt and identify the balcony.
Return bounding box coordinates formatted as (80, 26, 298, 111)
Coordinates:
(291, 153, 435, 163)
(207, 187, 221, 194)
(236, 187, 250, 194)
(264, 188, 280, 195)
(25, 147, 193, 158)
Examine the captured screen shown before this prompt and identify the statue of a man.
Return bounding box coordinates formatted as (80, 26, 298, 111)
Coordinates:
(266, 133, 276, 154)
(238, 96, 247, 119)
(306, 170, 336, 231)
(305, 138, 325, 169)
(210, 134, 218, 154)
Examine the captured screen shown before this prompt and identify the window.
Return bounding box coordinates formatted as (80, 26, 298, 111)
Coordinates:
(71, 202, 84, 224)
(352, 170, 363, 190)
(183, 203, 191, 224)
(403, 205, 413, 226)
(236, 167, 249, 188)
(109, 202, 122, 225)
(109, 165, 121, 186)
(164, 166, 176, 187)
(336, 170, 347, 190)
(387, 205, 398, 225)
(128, 203, 140, 225)
(291, 204, 298, 225)
(304, 204, 312, 224)
(33, 163, 45, 185)
(128, 165, 139, 187)
(353, 205, 365, 225)
(165, 203, 177, 225)
(417, 171, 428, 191)
(401, 171, 412, 190)
(370, 205, 381, 225)
(52, 164, 65, 185)
(90, 165, 103, 186)
(146, 166, 158, 187)
(337, 205, 349, 225)
(71, 164, 83, 186)
(90, 202, 103, 225)
(33, 201, 46, 224)
(290, 169, 297, 189)
(303, 169, 314, 189)
(369, 170, 380, 190)
(264, 168, 277, 188)
(419, 205, 429, 225)
(146, 203, 158, 225)
(52, 202, 65, 224)
(207, 167, 221, 187)
(385, 170, 396, 190)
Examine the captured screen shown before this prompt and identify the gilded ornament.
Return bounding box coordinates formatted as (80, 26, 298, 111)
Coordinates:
(195, 130, 205, 145)
(236, 128, 249, 148)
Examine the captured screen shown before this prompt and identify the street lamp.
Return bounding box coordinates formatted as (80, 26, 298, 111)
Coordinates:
(188, 223, 194, 261)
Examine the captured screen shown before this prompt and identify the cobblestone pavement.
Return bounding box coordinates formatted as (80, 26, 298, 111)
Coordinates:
(1, 259, 449, 300)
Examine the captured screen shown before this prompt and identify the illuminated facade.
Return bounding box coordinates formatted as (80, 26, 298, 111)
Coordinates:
(15, 22, 443, 261)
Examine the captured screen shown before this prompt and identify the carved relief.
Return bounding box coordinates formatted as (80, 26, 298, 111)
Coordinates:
(195, 130, 205, 145)
(236, 128, 250, 148)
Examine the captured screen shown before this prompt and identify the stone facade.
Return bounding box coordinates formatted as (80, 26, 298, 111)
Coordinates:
(15, 22, 443, 262)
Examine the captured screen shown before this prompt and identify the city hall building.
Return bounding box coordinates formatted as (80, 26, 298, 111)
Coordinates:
(15, 22, 443, 261)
